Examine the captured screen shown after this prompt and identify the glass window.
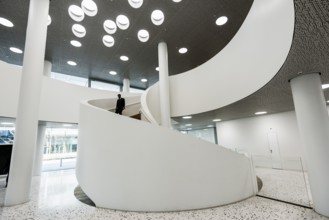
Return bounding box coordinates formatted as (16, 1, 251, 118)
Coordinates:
(90, 80, 120, 92)
(51, 72, 88, 87)
(181, 127, 217, 144)
(130, 87, 145, 93)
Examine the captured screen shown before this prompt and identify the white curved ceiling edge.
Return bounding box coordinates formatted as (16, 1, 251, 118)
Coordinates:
(169, 0, 295, 117)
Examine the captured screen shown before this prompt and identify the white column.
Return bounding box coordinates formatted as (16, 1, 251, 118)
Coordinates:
(290, 73, 329, 217)
(5, 0, 49, 206)
(158, 42, 171, 127)
(43, 60, 52, 77)
(123, 78, 130, 93)
(33, 125, 46, 176)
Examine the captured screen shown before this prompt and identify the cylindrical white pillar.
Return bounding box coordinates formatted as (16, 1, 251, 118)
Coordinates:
(43, 60, 52, 77)
(5, 0, 49, 206)
(123, 78, 130, 93)
(33, 125, 47, 176)
(290, 73, 329, 217)
(158, 42, 171, 127)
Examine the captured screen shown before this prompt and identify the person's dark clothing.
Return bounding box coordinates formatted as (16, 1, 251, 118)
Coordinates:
(115, 97, 125, 115)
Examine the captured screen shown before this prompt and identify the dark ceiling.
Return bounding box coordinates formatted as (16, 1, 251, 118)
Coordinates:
(2, 0, 329, 131)
(0, 0, 253, 89)
(173, 0, 329, 130)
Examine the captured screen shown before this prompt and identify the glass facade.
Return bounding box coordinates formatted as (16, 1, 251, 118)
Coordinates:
(181, 127, 217, 144)
(90, 80, 120, 92)
(51, 72, 88, 87)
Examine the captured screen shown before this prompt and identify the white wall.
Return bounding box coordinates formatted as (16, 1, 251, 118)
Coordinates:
(216, 111, 306, 170)
(0, 61, 138, 123)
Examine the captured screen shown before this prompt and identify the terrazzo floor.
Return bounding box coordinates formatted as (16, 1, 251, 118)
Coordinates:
(0, 169, 328, 220)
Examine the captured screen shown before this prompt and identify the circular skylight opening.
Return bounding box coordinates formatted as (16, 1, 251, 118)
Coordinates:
(137, 29, 149, 42)
(255, 111, 267, 115)
(72, 24, 86, 38)
(179, 47, 188, 54)
(141, 78, 148, 82)
(216, 16, 228, 26)
(128, 0, 143, 8)
(68, 5, 85, 22)
(120, 55, 129, 61)
(151, 10, 164, 25)
(116, 15, 130, 30)
(81, 0, 98, 17)
(47, 15, 52, 26)
(70, 40, 82, 47)
(109, 71, 117, 75)
(172, 0, 182, 2)
(103, 20, 117, 34)
(0, 17, 14, 27)
(9, 47, 23, 54)
(67, 61, 77, 66)
(182, 116, 192, 119)
(103, 35, 115, 47)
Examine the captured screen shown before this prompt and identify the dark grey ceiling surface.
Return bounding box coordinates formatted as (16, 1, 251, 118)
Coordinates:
(0, 0, 253, 89)
(173, 0, 329, 130)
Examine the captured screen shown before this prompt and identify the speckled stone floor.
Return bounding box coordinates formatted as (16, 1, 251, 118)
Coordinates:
(0, 169, 328, 220)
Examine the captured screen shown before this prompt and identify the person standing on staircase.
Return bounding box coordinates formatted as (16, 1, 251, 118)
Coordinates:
(115, 94, 125, 115)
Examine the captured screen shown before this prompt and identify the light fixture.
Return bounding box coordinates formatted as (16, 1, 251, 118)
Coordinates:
(116, 15, 130, 30)
(179, 47, 188, 54)
(81, 0, 98, 17)
(104, 20, 117, 34)
(156, 67, 159, 71)
(322, 84, 329, 89)
(47, 15, 52, 26)
(213, 119, 221, 122)
(141, 78, 148, 82)
(0, 122, 14, 125)
(255, 111, 267, 115)
(68, 5, 85, 22)
(72, 24, 86, 38)
(9, 47, 23, 54)
(120, 55, 129, 61)
(67, 61, 77, 66)
(185, 124, 192, 126)
(128, 0, 143, 8)
(0, 17, 14, 27)
(216, 16, 228, 26)
(109, 71, 117, 75)
(103, 35, 115, 47)
(182, 116, 192, 119)
(70, 40, 82, 47)
(172, 0, 182, 2)
(137, 29, 149, 42)
(151, 10, 164, 25)
(327, 100, 329, 103)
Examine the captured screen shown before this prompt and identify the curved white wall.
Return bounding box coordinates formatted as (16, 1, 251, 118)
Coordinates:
(76, 99, 257, 212)
(145, 0, 294, 117)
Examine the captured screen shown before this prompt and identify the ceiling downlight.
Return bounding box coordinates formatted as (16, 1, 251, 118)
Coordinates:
(179, 47, 188, 54)
(72, 24, 86, 38)
(0, 17, 14, 27)
(216, 16, 228, 26)
(151, 10, 164, 25)
(137, 29, 149, 42)
(67, 61, 77, 66)
(68, 5, 85, 22)
(103, 35, 115, 47)
(104, 20, 117, 34)
(120, 55, 129, 61)
(116, 15, 130, 30)
(81, 0, 98, 17)
(128, 0, 143, 9)
(9, 47, 23, 54)
(70, 40, 82, 47)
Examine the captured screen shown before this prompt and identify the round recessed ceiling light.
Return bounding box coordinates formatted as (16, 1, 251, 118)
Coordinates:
(81, 0, 98, 17)
(137, 29, 149, 42)
(47, 15, 52, 26)
(67, 61, 77, 66)
(255, 111, 267, 115)
(151, 10, 164, 26)
(103, 35, 115, 47)
(128, 0, 143, 8)
(116, 15, 130, 30)
(109, 71, 117, 75)
(172, 0, 182, 2)
(155, 67, 159, 71)
(182, 116, 192, 119)
(213, 119, 221, 122)
(9, 47, 23, 54)
(0, 17, 14, 27)
(179, 47, 188, 54)
(70, 40, 82, 47)
(141, 78, 148, 82)
(104, 20, 117, 34)
(72, 24, 86, 38)
(68, 5, 85, 22)
(216, 16, 228, 26)
(120, 55, 129, 61)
